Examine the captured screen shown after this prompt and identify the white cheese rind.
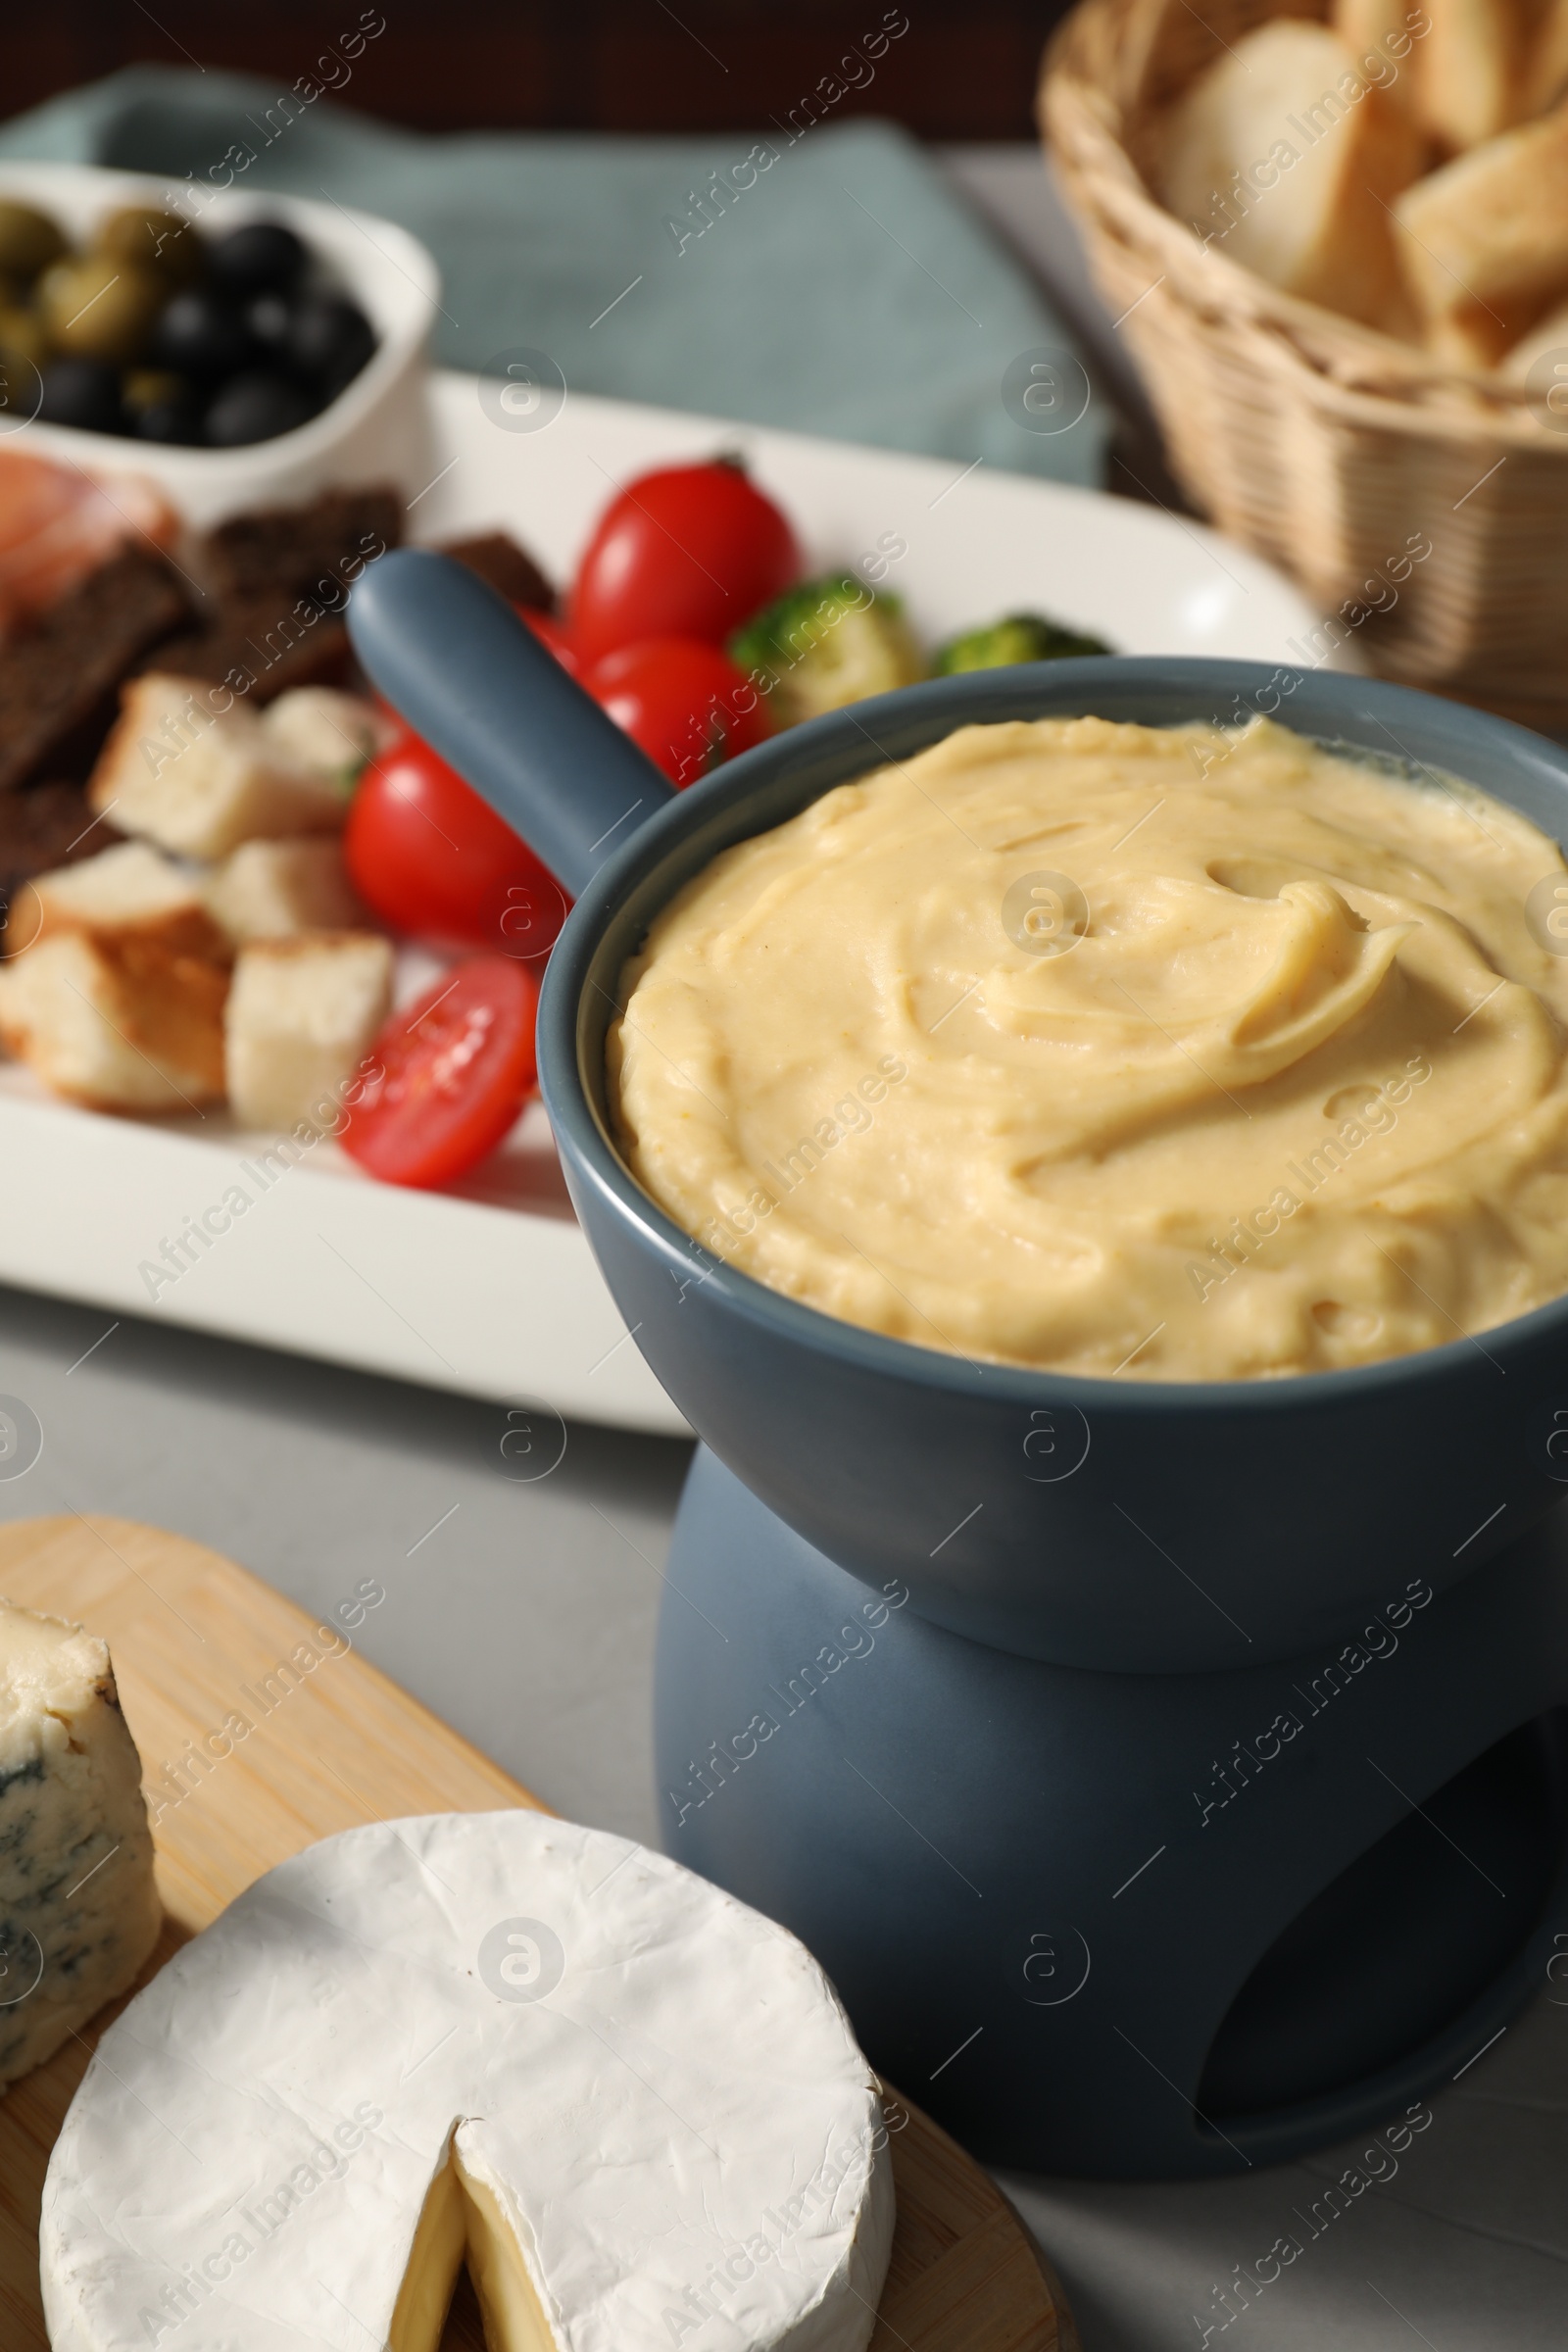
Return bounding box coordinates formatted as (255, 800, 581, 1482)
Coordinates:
(41, 1810, 894, 2352)
(0, 1597, 161, 2085)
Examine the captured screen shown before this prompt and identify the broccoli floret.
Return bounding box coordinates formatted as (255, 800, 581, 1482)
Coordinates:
(934, 612, 1113, 673)
(729, 572, 926, 728)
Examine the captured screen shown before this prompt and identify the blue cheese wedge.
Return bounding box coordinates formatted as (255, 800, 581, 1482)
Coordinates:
(0, 1596, 161, 2085)
(42, 1810, 894, 2352)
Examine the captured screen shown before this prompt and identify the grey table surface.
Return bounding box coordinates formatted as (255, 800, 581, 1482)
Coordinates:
(1, 145, 1564, 2352)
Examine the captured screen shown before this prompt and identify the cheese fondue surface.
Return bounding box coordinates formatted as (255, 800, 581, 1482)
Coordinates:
(609, 716, 1568, 1381)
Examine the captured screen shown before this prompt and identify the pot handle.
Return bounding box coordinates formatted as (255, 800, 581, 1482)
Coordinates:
(347, 548, 674, 900)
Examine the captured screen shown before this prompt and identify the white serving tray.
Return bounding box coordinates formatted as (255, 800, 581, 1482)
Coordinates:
(0, 372, 1338, 1435)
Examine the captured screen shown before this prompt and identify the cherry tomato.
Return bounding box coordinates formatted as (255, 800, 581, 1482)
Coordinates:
(583, 636, 769, 786)
(569, 460, 800, 659)
(340, 956, 539, 1190)
(520, 606, 581, 674)
(344, 722, 568, 960)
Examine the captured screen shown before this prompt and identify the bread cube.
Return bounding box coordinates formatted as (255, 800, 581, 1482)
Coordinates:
(1161, 22, 1424, 327)
(260, 686, 384, 790)
(88, 674, 352, 861)
(0, 1596, 162, 2086)
(205, 838, 368, 947)
(0, 932, 228, 1110)
(24, 840, 227, 961)
(0, 840, 230, 1111)
(224, 932, 392, 1132)
(1395, 103, 1568, 367)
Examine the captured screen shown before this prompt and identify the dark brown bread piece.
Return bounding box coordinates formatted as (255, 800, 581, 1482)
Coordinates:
(439, 531, 555, 611)
(0, 781, 123, 950)
(138, 601, 351, 704)
(199, 486, 404, 608)
(141, 486, 406, 705)
(0, 549, 190, 793)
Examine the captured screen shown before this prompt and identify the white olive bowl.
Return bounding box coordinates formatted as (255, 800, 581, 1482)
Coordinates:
(0, 159, 441, 527)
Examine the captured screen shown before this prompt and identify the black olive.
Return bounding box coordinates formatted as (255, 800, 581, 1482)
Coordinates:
(134, 393, 205, 445)
(207, 221, 309, 298)
(37, 359, 125, 434)
(204, 370, 318, 446)
(283, 295, 375, 399)
(243, 291, 292, 358)
(149, 290, 255, 378)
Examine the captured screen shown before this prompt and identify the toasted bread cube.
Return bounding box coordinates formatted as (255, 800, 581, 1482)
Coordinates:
(260, 687, 384, 790)
(1396, 103, 1568, 367)
(206, 838, 368, 947)
(89, 674, 351, 861)
(1161, 22, 1424, 326)
(0, 838, 230, 1109)
(24, 839, 228, 961)
(224, 932, 392, 1133)
(0, 930, 228, 1109)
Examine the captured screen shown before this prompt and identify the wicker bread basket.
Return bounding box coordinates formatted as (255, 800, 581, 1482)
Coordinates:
(1042, 0, 1568, 730)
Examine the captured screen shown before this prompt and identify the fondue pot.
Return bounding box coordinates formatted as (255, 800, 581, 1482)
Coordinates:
(351, 552, 1568, 2176)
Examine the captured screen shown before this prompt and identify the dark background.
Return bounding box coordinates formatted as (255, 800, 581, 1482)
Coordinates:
(12, 4, 1067, 140)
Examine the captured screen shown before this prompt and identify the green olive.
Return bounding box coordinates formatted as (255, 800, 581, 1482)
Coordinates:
(122, 367, 184, 413)
(0, 201, 68, 281)
(96, 205, 203, 287)
(0, 305, 49, 370)
(39, 256, 165, 363)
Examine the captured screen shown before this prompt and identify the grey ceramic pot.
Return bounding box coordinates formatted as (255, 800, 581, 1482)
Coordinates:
(349, 554, 1568, 1672)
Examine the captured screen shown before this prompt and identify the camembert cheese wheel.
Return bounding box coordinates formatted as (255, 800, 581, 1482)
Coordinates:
(41, 1811, 894, 2352)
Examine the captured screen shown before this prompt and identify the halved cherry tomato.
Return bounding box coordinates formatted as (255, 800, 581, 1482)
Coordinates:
(340, 957, 539, 1190)
(344, 722, 568, 959)
(520, 606, 581, 674)
(569, 460, 799, 660)
(583, 636, 769, 786)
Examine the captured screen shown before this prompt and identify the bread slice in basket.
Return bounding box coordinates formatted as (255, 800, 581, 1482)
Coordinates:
(1159, 19, 1424, 325)
(1394, 99, 1568, 363)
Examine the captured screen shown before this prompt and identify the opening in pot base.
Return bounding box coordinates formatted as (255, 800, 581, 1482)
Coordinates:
(1198, 1714, 1566, 2122)
(655, 1445, 1568, 2177)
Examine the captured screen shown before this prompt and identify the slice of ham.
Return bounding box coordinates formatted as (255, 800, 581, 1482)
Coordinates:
(0, 446, 176, 634)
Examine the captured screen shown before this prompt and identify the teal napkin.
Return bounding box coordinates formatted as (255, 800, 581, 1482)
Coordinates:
(0, 68, 1105, 486)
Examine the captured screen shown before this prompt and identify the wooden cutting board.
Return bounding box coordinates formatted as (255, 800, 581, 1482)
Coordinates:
(0, 1514, 1079, 2352)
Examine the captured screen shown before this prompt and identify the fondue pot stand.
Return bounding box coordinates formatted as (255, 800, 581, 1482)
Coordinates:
(351, 556, 1568, 2177)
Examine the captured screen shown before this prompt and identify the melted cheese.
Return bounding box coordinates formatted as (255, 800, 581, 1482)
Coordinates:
(612, 715, 1568, 1379)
